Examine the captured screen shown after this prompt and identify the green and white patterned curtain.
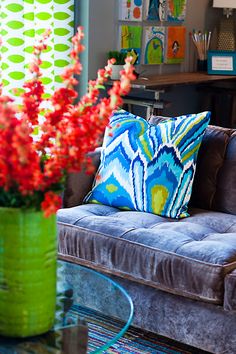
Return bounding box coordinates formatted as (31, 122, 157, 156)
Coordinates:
(0, 0, 74, 97)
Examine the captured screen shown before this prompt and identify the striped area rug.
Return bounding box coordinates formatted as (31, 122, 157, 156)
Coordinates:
(70, 305, 211, 354)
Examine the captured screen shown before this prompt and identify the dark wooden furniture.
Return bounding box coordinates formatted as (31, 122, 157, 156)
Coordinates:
(123, 72, 236, 126)
(133, 72, 236, 89)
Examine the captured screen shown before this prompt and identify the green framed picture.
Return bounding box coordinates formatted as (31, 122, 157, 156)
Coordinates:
(208, 51, 236, 75)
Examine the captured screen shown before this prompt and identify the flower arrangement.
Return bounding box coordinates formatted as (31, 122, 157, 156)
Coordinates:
(0, 28, 135, 216)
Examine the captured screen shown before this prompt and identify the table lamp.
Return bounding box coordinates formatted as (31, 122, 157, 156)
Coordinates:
(213, 0, 236, 51)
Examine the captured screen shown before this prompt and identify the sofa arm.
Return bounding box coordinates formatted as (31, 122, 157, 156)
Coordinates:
(63, 148, 101, 208)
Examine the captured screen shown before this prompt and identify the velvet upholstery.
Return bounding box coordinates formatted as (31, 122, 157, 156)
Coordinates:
(106, 273, 236, 354)
(58, 205, 236, 304)
(224, 269, 236, 311)
(63, 148, 101, 208)
(58, 122, 236, 354)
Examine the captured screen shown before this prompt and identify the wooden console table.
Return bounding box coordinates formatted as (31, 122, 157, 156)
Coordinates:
(122, 72, 236, 124)
(132, 72, 236, 90)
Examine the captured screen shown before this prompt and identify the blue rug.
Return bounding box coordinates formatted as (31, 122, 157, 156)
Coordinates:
(71, 305, 212, 354)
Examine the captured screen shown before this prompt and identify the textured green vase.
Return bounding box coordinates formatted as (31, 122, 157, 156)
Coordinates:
(0, 207, 57, 337)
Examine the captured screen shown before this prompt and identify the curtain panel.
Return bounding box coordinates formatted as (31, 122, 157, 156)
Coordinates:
(0, 0, 74, 96)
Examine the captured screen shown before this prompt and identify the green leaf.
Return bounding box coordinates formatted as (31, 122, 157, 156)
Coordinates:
(6, 3, 24, 12)
(1, 46, 9, 53)
(24, 46, 34, 53)
(43, 45, 52, 53)
(96, 85, 105, 90)
(41, 77, 52, 85)
(7, 38, 24, 46)
(54, 44, 70, 52)
(42, 93, 51, 99)
(36, 0, 51, 3)
(36, 12, 52, 20)
(8, 71, 25, 80)
(55, 59, 69, 67)
(11, 87, 25, 96)
(1, 30, 8, 36)
(23, 29, 35, 37)
(54, 28, 70, 36)
(8, 55, 25, 63)
(23, 12, 34, 20)
(1, 63, 9, 70)
(54, 0, 70, 4)
(6, 21, 24, 30)
(55, 75, 63, 83)
(54, 12, 70, 20)
(40, 61, 52, 69)
(33, 126, 39, 135)
(2, 79, 10, 86)
(36, 29, 46, 35)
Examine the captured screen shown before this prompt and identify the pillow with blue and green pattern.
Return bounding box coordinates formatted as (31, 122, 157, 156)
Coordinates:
(85, 110, 211, 218)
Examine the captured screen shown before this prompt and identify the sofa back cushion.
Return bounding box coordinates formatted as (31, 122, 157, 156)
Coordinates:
(191, 126, 236, 214)
(150, 116, 236, 215)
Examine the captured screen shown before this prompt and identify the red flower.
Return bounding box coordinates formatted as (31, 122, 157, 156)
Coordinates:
(0, 26, 135, 217)
(41, 191, 62, 217)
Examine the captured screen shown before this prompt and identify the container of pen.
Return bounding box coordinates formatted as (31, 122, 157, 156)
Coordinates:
(191, 30, 211, 72)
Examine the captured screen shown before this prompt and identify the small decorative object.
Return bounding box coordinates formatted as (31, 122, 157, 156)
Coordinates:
(190, 30, 211, 72)
(108, 50, 138, 80)
(108, 50, 127, 80)
(208, 50, 236, 75)
(0, 28, 135, 337)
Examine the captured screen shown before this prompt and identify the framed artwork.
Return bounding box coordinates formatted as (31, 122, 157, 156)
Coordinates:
(167, 0, 187, 22)
(165, 26, 186, 63)
(118, 0, 188, 66)
(143, 26, 165, 64)
(119, 0, 143, 21)
(120, 25, 142, 64)
(144, 0, 166, 21)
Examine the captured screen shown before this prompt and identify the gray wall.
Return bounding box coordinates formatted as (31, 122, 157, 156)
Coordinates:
(78, 0, 117, 95)
(78, 0, 234, 120)
(83, 0, 221, 79)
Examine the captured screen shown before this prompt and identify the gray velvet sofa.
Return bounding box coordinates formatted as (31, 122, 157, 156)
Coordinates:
(57, 120, 236, 354)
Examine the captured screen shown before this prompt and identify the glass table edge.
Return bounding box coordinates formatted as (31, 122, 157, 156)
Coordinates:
(59, 260, 134, 353)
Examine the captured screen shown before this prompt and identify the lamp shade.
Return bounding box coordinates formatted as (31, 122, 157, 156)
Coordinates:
(213, 0, 236, 8)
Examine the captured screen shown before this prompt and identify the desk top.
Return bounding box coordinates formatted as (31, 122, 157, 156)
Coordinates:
(133, 72, 236, 90)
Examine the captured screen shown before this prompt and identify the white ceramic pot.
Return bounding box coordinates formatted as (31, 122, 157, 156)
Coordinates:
(110, 64, 124, 80)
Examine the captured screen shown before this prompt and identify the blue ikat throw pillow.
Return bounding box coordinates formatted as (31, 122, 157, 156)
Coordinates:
(85, 110, 211, 218)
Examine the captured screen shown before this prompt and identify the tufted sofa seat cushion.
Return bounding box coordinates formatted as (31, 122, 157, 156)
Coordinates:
(57, 204, 236, 305)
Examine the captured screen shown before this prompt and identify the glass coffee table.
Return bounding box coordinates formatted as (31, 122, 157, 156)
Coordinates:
(0, 260, 134, 353)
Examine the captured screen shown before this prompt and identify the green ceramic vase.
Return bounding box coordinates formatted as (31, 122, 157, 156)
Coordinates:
(0, 207, 57, 337)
